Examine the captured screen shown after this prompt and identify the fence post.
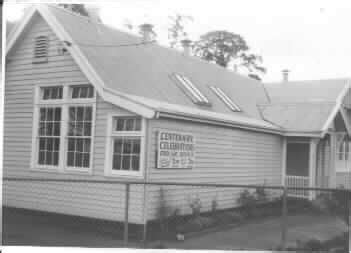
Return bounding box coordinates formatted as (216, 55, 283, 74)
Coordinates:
(280, 186, 288, 250)
(124, 183, 130, 247)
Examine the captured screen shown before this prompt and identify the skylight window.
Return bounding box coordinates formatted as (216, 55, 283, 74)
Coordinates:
(174, 74, 210, 105)
(210, 86, 241, 112)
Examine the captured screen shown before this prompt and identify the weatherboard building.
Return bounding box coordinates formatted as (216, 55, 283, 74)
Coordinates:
(3, 4, 351, 225)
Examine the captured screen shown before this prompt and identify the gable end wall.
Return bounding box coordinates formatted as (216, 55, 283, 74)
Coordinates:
(3, 13, 144, 223)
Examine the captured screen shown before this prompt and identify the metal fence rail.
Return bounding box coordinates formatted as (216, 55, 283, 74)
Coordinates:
(3, 177, 350, 250)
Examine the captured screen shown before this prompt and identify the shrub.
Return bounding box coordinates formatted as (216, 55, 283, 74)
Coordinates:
(237, 190, 256, 207)
(223, 211, 245, 224)
(300, 239, 323, 251)
(313, 190, 349, 224)
(176, 216, 215, 234)
(188, 196, 202, 218)
(211, 196, 218, 214)
(255, 187, 268, 202)
(156, 187, 180, 237)
(237, 189, 258, 217)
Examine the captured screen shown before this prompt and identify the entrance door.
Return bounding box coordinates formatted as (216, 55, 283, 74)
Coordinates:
(286, 142, 309, 177)
(286, 142, 310, 198)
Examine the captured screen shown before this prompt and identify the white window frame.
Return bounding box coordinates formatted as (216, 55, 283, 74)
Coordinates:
(104, 113, 146, 178)
(336, 138, 351, 172)
(65, 103, 96, 173)
(31, 83, 96, 174)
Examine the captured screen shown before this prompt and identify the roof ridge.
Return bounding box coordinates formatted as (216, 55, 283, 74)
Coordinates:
(258, 101, 336, 106)
(47, 4, 101, 23)
(41, 3, 272, 121)
(46, 4, 264, 85)
(265, 77, 351, 85)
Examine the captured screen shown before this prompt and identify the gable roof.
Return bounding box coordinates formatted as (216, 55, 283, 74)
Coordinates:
(47, 5, 269, 118)
(265, 78, 349, 103)
(6, 4, 283, 135)
(262, 79, 351, 136)
(259, 102, 335, 135)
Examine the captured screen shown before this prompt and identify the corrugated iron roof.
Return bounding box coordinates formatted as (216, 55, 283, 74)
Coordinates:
(9, 5, 349, 136)
(265, 78, 349, 103)
(47, 5, 270, 120)
(261, 79, 350, 133)
(259, 102, 335, 132)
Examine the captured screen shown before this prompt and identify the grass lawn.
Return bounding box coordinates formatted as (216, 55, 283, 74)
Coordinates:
(3, 207, 348, 250)
(2, 207, 141, 248)
(163, 214, 348, 250)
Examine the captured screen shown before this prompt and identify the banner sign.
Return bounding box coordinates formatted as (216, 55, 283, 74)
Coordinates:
(157, 131, 195, 169)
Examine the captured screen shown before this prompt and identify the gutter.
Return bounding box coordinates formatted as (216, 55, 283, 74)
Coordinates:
(104, 87, 328, 138)
(155, 111, 328, 138)
(155, 111, 284, 136)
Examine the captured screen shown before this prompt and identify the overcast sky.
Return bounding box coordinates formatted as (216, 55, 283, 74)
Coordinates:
(4, 0, 351, 82)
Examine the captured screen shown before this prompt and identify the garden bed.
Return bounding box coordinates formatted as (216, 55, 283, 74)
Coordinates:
(146, 187, 348, 244)
(146, 192, 324, 242)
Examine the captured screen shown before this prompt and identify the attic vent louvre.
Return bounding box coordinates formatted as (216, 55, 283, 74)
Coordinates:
(174, 74, 210, 106)
(210, 86, 241, 112)
(33, 36, 49, 63)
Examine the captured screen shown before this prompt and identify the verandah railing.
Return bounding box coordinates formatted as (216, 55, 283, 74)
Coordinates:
(285, 175, 310, 199)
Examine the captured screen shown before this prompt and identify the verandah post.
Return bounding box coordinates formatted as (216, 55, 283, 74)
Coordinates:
(124, 183, 130, 246)
(280, 186, 288, 250)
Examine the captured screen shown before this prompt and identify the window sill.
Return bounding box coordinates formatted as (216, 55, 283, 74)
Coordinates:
(105, 171, 144, 179)
(336, 169, 351, 173)
(31, 166, 92, 175)
(65, 167, 92, 175)
(30, 166, 61, 174)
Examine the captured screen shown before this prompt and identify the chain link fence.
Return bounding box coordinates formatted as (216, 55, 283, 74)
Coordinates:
(3, 177, 350, 251)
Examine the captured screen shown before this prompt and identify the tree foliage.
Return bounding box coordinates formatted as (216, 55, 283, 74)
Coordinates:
(193, 30, 266, 80)
(59, 4, 89, 17)
(168, 14, 193, 48)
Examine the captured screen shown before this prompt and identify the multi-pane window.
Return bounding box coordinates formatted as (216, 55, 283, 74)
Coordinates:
(108, 116, 144, 175)
(115, 117, 141, 131)
(38, 107, 61, 166)
(338, 138, 350, 161)
(41, 86, 63, 100)
(112, 138, 141, 171)
(33, 85, 95, 172)
(67, 106, 93, 168)
(71, 85, 94, 99)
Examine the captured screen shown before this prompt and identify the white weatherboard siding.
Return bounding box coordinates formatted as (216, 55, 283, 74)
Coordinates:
(336, 172, 350, 189)
(4, 13, 144, 223)
(335, 87, 350, 189)
(145, 118, 283, 220)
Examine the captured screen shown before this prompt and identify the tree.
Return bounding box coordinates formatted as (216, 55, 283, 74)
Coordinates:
(123, 19, 134, 31)
(193, 30, 266, 80)
(168, 14, 193, 49)
(59, 4, 89, 17)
